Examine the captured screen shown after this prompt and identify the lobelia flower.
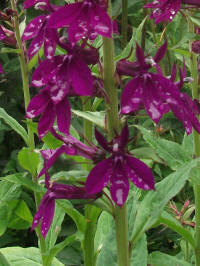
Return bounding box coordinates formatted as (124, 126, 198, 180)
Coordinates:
(38, 127, 106, 178)
(47, 0, 113, 43)
(32, 171, 99, 237)
(22, 0, 59, 59)
(85, 124, 155, 207)
(144, 0, 200, 24)
(169, 62, 200, 133)
(0, 64, 3, 74)
(26, 43, 98, 138)
(118, 42, 200, 134)
(0, 25, 16, 46)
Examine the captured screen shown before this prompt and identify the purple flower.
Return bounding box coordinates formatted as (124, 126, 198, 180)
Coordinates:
(22, 1, 59, 59)
(47, 0, 112, 43)
(0, 25, 16, 46)
(32, 179, 98, 237)
(144, 0, 200, 24)
(26, 44, 97, 138)
(0, 64, 3, 74)
(85, 125, 155, 207)
(38, 128, 106, 178)
(119, 42, 200, 134)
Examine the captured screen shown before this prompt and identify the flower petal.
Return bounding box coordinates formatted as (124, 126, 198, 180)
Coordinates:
(121, 77, 143, 114)
(22, 15, 46, 40)
(41, 195, 55, 238)
(38, 145, 67, 178)
(47, 4, 82, 28)
(95, 128, 110, 151)
(56, 98, 71, 135)
(154, 40, 167, 63)
(110, 168, 129, 206)
(38, 101, 56, 138)
(125, 155, 155, 190)
(69, 58, 93, 96)
(85, 158, 112, 194)
(26, 90, 50, 119)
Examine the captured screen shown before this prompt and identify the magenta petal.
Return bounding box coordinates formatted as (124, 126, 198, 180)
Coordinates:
(38, 145, 67, 178)
(0, 64, 3, 74)
(125, 155, 154, 190)
(68, 20, 88, 43)
(41, 196, 55, 238)
(48, 4, 82, 28)
(121, 77, 143, 114)
(85, 158, 112, 194)
(44, 29, 58, 59)
(22, 15, 46, 40)
(38, 102, 56, 138)
(56, 98, 71, 135)
(91, 6, 112, 38)
(143, 77, 167, 123)
(110, 168, 129, 206)
(24, 0, 49, 9)
(154, 40, 167, 63)
(136, 43, 145, 65)
(170, 63, 177, 82)
(26, 91, 50, 119)
(95, 128, 110, 151)
(120, 124, 129, 148)
(28, 26, 45, 58)
(70, 58, 93, 96)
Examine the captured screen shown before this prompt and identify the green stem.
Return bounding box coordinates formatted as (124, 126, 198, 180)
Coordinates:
(83, 206, 95, 266)
(10, 1, 47, 264)
(188, 14, 200, 266)
(103, 1, 130, 266)
(121, 0, 128, 49)
(82, 97, 93, 143)
(115, 205, 130, 266)
(81, 97, 97, 266)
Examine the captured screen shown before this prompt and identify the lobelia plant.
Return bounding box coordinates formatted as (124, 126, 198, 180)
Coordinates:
(1, 0, 200, 265)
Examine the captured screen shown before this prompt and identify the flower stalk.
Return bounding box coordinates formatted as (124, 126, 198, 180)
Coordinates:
(121, 0, 128, 48)
(103, 1, 130, 265)
(10, 1, 47, 264)
(188, 14, 200, 266)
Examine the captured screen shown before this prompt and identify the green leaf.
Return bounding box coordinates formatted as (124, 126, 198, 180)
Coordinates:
(48, 234, 78, 265)
(137, 126, 190, 170)
(95, 211, 113, 252)
(0, 252, 11, 266)
(131, 158, 200, 247)
(7, 200, 33, 229)
(0, 181, 21, 203)
(148, 251, 191, 266)
(18, 147, 40, 175)
(116, 16, 148, 61)
(182, 133, 194, 157)
(0, 203, 8, 236)
(72, 110, 105, 128)
(159, 211, 195, 248)
(131, 147, 163, 164)
(45, 204, 65, 251)
(0, 173, 45, 193)
(0, 48, 21, 54)
(57, 200, 86, 234)
(0, 108, 28, 145)
(189, 16, 200, 27)
(0, 247, 64, 266)
(51, 170, 89, 182)
(130, 234, 147, 266)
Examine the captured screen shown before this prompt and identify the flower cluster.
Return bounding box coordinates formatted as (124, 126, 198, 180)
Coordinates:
(21, 0, 200, 238)
(117, 42, 200, 135)
(144, 0, 200, 23)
